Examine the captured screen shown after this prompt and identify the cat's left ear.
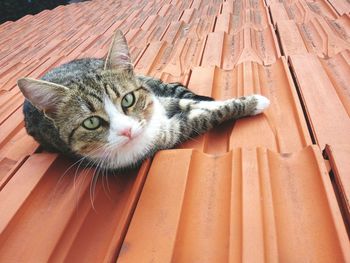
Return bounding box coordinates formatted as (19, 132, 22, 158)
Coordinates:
(18, 78, 69, 118)
(104, 30, 133, 73)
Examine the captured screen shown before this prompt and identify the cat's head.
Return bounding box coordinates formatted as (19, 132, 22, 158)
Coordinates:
(18, 30, 158, 170)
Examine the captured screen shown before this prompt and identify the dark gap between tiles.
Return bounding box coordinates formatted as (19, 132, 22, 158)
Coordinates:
(185, 68, 193, 87)
(198, 34, 209, 66)
(177, 9, 185, 21)
(267, 7, 285, 57)
(211, 12, 218, 33)
(286, 59, 317, 145)
(266, 3, 276, 28)
(329, 170, 350, 238)
(0, 155, 29, 191)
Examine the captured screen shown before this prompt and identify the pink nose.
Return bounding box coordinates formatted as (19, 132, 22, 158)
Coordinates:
(120, 128, 132, 138)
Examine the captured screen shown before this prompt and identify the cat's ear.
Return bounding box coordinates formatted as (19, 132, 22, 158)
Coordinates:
(104, 30, 133, 72)
(18, 78, 69, 117)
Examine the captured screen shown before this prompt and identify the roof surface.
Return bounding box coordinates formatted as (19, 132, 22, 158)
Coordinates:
(0, 0, 349, 262)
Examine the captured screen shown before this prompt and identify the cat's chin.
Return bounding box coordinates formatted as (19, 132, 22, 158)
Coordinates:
(103, 132, 149, 168)
(119, 132, 145, 151)
(118, 137, 134, 147)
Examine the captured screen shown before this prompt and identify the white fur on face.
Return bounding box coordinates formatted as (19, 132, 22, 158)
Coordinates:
(103, 96, 139, 146)
(99, 96, 167, 169)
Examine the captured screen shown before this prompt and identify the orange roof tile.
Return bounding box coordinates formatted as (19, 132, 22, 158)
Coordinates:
(0, 0, 349, 261)
(0, 154, 150, 262)
(325, 145, 350, 226)
(327, 0, 350, 15)
(181, 60, 312, 153)
(119, 147, 349, 262)
(289, 54, 350, 148)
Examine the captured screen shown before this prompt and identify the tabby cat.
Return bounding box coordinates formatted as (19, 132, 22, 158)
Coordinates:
(18, 30, 270, 170)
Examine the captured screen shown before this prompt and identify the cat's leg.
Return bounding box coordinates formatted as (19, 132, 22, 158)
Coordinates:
(183, 94, 270, 121)
(158, 95, 270, 147)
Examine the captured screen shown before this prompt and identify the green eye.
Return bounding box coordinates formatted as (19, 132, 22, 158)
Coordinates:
(82, 116, 101, 130)
(121, 92, 135, 108)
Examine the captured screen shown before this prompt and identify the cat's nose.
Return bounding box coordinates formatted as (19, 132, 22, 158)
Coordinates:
(120, 128, 132, 138)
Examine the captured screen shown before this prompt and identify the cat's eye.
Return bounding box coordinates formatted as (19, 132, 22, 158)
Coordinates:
(82, 116, 102, 130)
(121, 92, 135, 108)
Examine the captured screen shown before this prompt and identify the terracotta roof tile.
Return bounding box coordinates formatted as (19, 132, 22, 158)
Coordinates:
(0, 113, 38, 178)
(0, 154, 150, 262)
(183, 59, 312, 153)
(219, 10, 270, 31)
(269, 3, 289, 25)
(270, 0, 350, 58)
(0, 0, 349, 260)
(276, 20, 308, 56)
(119, 147, 349, 262)
(325, 145, 350, 226)
(289, 53, 350, 148)
(327, 0, 350, 16)
(320, 50, 350, 115)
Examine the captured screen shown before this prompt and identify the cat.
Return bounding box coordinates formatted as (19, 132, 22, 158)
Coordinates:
(18, 30, 270, 170)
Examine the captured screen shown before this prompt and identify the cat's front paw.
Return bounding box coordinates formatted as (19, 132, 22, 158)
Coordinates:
(251, 95, 270, 115)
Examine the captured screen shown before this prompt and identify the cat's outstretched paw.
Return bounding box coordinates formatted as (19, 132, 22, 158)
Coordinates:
(252, 95, 270, 115)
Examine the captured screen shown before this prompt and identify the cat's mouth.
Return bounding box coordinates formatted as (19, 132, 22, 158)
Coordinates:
(120, 127, 143, 146)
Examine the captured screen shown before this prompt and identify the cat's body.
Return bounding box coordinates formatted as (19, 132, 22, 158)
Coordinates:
(19, 31, 270, 170)
(23, 58, 214, 163)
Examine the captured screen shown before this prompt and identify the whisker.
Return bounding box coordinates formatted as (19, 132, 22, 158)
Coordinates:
(89, 157, 103, 211)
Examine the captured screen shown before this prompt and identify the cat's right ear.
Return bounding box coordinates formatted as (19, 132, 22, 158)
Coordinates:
(18, 78, 69, 117)
(104, 30, 133, 73)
